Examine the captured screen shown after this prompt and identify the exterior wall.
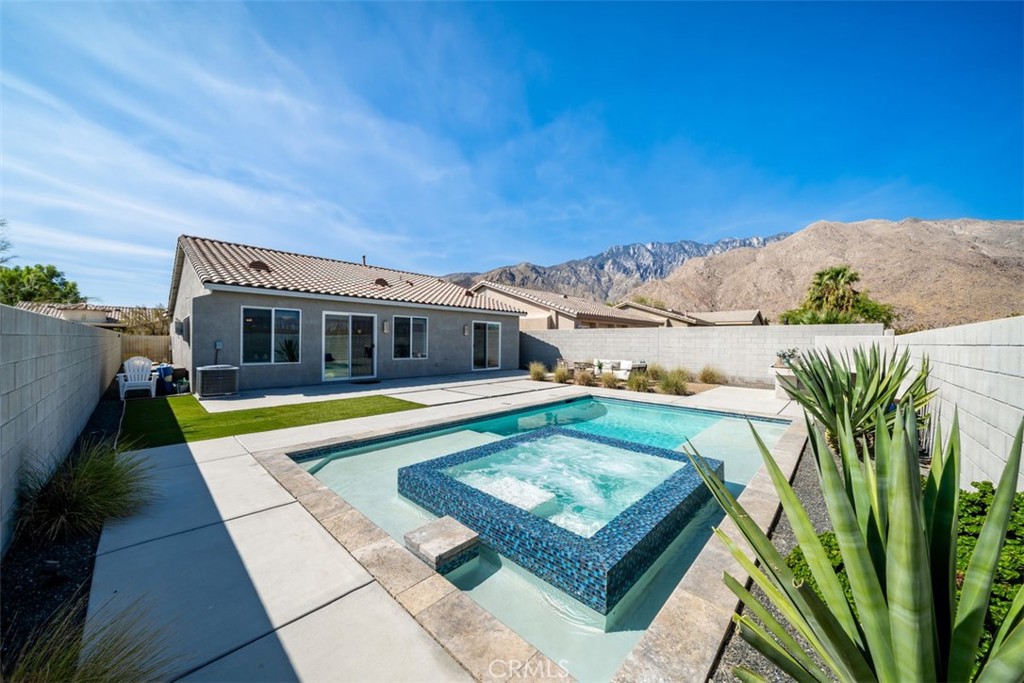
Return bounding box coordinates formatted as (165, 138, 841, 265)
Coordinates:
(186, 289, 520, 391)
(521, 324, 885, 386)
(472, 285, 555, 330)
(897, 317, 1024, 491)
(170, 262, 206, 378)
(0, 305, 122, 553)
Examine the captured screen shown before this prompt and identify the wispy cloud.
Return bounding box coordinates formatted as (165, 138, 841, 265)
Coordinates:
(1, 3, 961, 305)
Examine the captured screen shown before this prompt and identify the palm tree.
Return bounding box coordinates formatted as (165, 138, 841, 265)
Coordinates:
(805, 265, 860, 313)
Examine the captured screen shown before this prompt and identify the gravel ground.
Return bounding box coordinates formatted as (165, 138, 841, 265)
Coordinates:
(709, 442, 833, 682)
(0, 395, 124, 670)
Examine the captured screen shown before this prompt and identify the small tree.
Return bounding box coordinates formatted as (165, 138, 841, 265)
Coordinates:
(0, 264, 85, 306)
(781, 265, 894, 326)
(0, 218, 12, 265)
(120, 305, 169, 335)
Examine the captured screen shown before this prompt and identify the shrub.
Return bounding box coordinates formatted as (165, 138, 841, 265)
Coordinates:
(575, 370, 596, 387)
(528, 361, 547, 381)
(626, 372, 651, 392)
(659, 369, 689, 396)
(553, 366, 571, 384)
(645, 363, 666, 381)
(7, 594, 172, 682)
(687, 403, 1024, 682)
(600, 372, 619, 389)
(697, 365, 726, 384)
(15, 437, 154, 544)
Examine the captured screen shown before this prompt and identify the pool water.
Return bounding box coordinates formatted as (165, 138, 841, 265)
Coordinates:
(302, 397, 788, 682)
(445, 433, 685, 537)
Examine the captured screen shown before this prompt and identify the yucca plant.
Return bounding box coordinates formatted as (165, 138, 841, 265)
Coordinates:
(687, 407, 1024, 682)
(780, 345, 936, 448)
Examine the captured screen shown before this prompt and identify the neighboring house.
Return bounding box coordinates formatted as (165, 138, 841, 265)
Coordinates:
(687, 309, 767, 326)
(612, 301, 711, 327)
(14, 302, 163, 331)
(615, 301, 766, 327)
(469, 281, 660, 330)
(167, 236, 525, 391)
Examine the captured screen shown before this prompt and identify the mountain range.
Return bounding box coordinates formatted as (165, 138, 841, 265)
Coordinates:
(628, 218, 1024, 330)
(445, 234, 789, 303)
(448, 218, 1024, 330)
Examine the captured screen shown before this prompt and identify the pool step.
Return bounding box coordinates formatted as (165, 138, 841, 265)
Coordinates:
(404, 516, 480, 574)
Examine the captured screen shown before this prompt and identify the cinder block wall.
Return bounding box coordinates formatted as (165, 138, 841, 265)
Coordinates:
(898, 317, 1024, 491)
(521, 324, 886, 387)
(0, 305, 123, 553)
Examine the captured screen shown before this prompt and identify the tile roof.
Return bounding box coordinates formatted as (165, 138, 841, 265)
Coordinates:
(15, 302, 164, 326)
(471, 281, 658, 324)
(687, 310, 764, 324)
(172, 236, 523, 314)
(614, 301, 709, 325)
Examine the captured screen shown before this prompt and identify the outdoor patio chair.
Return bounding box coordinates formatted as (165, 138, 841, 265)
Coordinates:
(117, 356, 158, 400)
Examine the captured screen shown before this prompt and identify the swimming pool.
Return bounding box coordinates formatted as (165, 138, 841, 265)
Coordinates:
(298, 396, 788, 681)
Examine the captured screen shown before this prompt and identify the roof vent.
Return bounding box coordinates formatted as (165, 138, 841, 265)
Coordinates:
(374, 277, 389, 287)
(464, 290, 474, 297)
(562, 294, 569, 299)
(248, 260, 271, 272)
(407, 280, 415, 287)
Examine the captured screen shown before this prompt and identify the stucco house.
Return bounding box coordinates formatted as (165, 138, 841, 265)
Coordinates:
(612, 301, 711, 327)
(614, 301, 766, 327)
(469, 281, 660, 330)
(168, 236, 524, 391)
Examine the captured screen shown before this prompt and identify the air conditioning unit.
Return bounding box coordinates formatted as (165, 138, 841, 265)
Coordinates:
(195, 365, 239, 397)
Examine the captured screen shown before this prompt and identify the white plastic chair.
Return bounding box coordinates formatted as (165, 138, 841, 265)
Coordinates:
(117, 356, 158, 400)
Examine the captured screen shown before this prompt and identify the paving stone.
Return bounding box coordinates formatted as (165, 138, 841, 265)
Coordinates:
(396, 572, 458, 616)
(297, 487, 353, 520)
(322, 507, 389, 551)
(352, 536, 435, 597)
(613, 590, 735, 683)
(416, 591, 539, 682)
(405, 516, 479, 570)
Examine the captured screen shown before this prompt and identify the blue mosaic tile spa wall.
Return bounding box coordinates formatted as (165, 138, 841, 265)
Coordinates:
(398, 427, 724, 614)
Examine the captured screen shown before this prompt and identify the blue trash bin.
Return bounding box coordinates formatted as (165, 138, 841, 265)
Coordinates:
(156, 364, 175, 394)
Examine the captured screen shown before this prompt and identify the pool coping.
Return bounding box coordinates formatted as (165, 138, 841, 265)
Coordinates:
(250, 389, 807, 682)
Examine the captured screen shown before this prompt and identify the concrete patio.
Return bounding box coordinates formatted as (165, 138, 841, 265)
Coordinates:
(87, 375, 803, 681)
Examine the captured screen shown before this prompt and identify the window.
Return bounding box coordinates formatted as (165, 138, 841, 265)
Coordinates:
(472, 321, 500, 370)
(393, 316, 428, 360)
(242, 307, 301, 364)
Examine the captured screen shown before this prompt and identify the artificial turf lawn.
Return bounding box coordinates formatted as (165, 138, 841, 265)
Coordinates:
(121, 394, 424, 448)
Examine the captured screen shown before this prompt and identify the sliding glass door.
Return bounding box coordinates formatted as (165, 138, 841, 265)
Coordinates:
(323, 313, 376, 380)
(472, 321, 501, 370)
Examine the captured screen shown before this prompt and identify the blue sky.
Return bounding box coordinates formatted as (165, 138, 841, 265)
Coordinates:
(2, 2, 1021, 306)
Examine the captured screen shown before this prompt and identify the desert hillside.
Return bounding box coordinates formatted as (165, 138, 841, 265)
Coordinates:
(628, 218, 1024, 330)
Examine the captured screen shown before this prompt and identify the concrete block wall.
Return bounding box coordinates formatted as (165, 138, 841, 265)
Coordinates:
(0, 305, 123, 553)
(521, 324, 885, 387)
(897, 317, 1024, 491)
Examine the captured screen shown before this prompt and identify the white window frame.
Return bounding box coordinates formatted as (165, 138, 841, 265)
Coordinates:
(392, 315, 428, 360)
(240, 306, 302, 366)
(471, 320, 501, 371)
(321, 311, 378, 382)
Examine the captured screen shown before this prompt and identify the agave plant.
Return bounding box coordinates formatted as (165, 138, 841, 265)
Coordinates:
(780, 345, 936, 448)
(687, 408, 1024, 682)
